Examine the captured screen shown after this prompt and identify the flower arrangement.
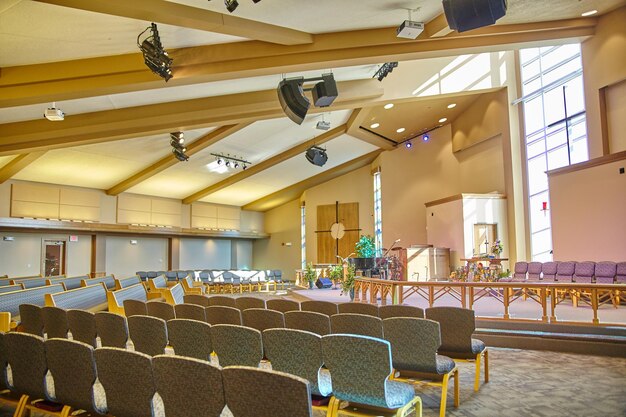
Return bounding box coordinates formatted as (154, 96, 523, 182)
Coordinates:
(490, 239, 503, 256)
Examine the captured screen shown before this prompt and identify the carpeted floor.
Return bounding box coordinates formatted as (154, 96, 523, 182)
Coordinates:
(1, 347, 625, 417)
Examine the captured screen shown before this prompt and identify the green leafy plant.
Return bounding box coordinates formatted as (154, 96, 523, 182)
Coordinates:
(355, 235, 376, 258)
(304, 262, 317, 285)
(329, 264, 343, 282)
(341, 264, 356, 295)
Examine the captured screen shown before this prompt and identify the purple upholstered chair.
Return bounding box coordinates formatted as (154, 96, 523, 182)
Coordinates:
(573, 262, 595, 284)
(541, 262, 559, 282)
(594, 262, 617, 284)
(616, 262, 626, 284)
(556, 261, 576, 283)
(512, 262, 528, 282)
(527, 262, 542, 281)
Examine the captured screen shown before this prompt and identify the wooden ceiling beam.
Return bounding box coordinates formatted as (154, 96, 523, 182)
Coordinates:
(105, 123, 250, 196)
(0, 152, 47, 184)
(0, 17, 596, 107)
(346, 107, 396, 150)
(182, 123, 349, 204)
(242, 149, 383, 212)
(33, 0, 312, 45)
(0, 79, 383, 156)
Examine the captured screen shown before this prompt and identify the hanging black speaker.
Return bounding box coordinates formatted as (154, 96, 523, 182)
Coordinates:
(442, 0, 507, 33)
(277, 77, 310, 125)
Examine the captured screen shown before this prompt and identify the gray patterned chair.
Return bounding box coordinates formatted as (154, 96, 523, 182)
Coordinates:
(266, 299, 300, 313)
(208, 295, 238, 308)
(45, 338, 103, 415)
(67, 309, 97, 347)
(94, 312, 129, 348)
(5, 332, 72, 416)
(301, 300, 339, 317)
(167, 319, 212, 361)
(94, 347, 156, 417)
(379, 305, 424, 320)
(42, 306, 69, 339)
(123, 299, 147, 317)
(18, 304, 44, 336)
(128, 315, 168, 357)
(285, 311, 331, 336)
(263, 329, 332, 398)
(165, 271, 178, 282)
(174, 303, 206, 322)
(330, 313, 384, 339)
(183, 294, 210, 307)
(541, 261, 559, 282)
(146, 301, 175, 321)
(135, 271, 148, 282)
(205, 306, 242, 326)
(235, 296, 266, 310)
(338, 302, 380, 317)
(425, 307, 488, 392)
(321, 334, 421, 417)
(210, 324, 263, 367)
(383, 317, 459, 417)
(527, 262, 543, 281)
(153, 355, 224, 417)
(0, 332, 22, 411)
(242, 308, 285, 332)
(223, 366, 313, 417)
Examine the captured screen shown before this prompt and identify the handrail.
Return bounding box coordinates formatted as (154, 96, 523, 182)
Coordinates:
(354, 278, 626, 326)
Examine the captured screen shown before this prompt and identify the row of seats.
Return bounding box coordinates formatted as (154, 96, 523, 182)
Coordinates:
(0, 332, 327, 417)
(509, 261, 626, 283)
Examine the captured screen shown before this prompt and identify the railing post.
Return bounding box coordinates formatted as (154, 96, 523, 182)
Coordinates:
(503, 285, 510, 319)
(354, 280, 361, 302)
(394, 282, 402, 305)
(540, 287, 548, 322)
(591, 288, 599, 325)
(460, 285, 467, 309)
(550, 287, 557, 322)
(468, 286, 474, 310)
(428, 286, 434, 308)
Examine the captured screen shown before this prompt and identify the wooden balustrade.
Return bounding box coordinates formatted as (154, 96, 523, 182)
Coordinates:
(354, 278, 626, 326)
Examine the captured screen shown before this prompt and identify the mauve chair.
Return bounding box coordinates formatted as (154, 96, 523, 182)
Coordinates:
(556, 261, 576, 283)
(512, 262, 528, 281)
(616, 262, 626, 284)
(595, 262, 617, 284)
(527, 262, 543, 281)
(574, 262, 595, 283)
(541, 262, 559, 282)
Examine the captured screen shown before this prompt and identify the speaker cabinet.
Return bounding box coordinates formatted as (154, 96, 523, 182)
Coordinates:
(443, 0, 507, 33)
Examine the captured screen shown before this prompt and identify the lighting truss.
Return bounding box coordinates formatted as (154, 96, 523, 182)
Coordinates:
(211, 153, 252, 170)
(373, 62, 399, 81)
(138, 23, 173, 82)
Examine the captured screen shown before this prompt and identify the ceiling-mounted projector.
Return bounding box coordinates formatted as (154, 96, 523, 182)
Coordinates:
(396, 20, 425, 39)
(44, 107, 65, 121)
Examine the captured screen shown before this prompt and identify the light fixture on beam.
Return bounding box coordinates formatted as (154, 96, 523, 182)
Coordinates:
(137, 23, 172, 82)
(277, 73, 338, 125)
(211, 153, 251, 170)
(170, 131, 188, 161)
(373, 62, 398, 81)
(305, 146, 328, 167)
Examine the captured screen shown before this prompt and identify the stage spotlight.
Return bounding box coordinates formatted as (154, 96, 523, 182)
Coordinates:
(373, 62, 399, 82)
(305, 146, 328, 167)
(242, 164, 247, 170)
(234, 162, 239, 169)
(225, 160, 231, 167)
(405, 141, 413, 149)
(172, 148, 189, 161)
(423, 134, 430, 142)
(277, 77, 309, 125)
(170, 131, 184, 145)
(217, 158, 222, 165)
(224, 0, 238, 13)
(138, 23, 172, 82)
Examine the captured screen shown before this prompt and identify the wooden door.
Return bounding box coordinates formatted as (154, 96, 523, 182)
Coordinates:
(316, 202, 359, 264)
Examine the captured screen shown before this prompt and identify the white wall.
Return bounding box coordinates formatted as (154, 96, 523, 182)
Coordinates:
(234, 240, 253, 270)
(462, 197, 509, 260)
(179, 238, 231, 270)
(105, 236, 167, 278)
(426, 199, 465, 267)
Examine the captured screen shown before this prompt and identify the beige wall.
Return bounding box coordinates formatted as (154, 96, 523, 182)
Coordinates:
(303, 166, 374, 263)
(606, 79, 626, 153)
(105, 236, 168, 278)
(252, 199, 301, 280)
(426, 199, 465, 267)
(581, 6, 626, 158)
(549, 155, 626, 261)
(179, 238, 232, 270)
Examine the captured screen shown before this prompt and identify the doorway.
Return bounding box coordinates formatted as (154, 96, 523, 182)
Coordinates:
(473, 224, 497, 256)
(42, 240, 66, 277)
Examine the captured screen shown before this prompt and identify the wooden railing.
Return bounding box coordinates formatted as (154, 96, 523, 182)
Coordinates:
(354, 278, 626, 326)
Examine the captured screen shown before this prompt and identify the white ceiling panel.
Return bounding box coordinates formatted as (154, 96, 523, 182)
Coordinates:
(200, 134, 378, 206)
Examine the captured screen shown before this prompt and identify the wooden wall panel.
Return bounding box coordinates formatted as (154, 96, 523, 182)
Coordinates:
(316, 202, 360, 264)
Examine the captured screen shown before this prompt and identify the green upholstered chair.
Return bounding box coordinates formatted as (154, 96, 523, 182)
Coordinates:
(42, 306, 69, 339)
(235, 296, 266, 310)
(242, 308, 285, 332)
(146, 301, 175, 321)
(18, 304, 44, 336)
(208, 295, 237, 308)
(127, 315, 168, 357)
(166, 319, 212, 361)
(174, 303, 206, 322)
(383, 317, 459, 417)
(223, 366, 313, 417)
(285, 311, 331, 336)
(425, 307, 488, 392)
(301, 300, 339, 317)
(67, 309, 97, 347)
(210, 324, 263, 368)
(183, 294, 211, 307)
(94, 347, 156, 417)
(122, 299, 147, 317)
(153, 355, 225, 417)
(321, 334, 422, 417)
(205, 306, 242, 326)
(94, 312, 129, 349)
(338, 302, 380, 317)
(266, 299, 300, 313)
(330, 313, 384, 339)
(379, 305, 425, 320)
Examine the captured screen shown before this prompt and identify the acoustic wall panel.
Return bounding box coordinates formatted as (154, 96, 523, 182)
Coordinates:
(117, 194, 182, 227)
(11, 183, 101, 221)
(191, 203, 241, 230)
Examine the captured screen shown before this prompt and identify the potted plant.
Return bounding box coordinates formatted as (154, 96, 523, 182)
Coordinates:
(304, 262, 317, 289)
(340, 264, 357, 300)
(348, 235, 376, 270)
(329, 264, 343, 290)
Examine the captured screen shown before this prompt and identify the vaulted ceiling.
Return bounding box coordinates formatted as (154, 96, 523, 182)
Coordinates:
(0, 0, 621, 211)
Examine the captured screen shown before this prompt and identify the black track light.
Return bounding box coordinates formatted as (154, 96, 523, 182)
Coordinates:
(210, 153, 251, 170)
(374, 62, 398, 82)
(138, 23, 172, 82)
(217, 158, 222, 165)
(225, 160, 231, 167)
(242, 164, 247, 170)
(234, 162, 239, 169)
(169, 131, 188, 161)
(170, 132, 184, 145)
(172, 148, 189, 162)
(225, 0, 238, 13)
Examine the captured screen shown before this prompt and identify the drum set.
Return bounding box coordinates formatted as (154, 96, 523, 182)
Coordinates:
(374, 247, 404, 280)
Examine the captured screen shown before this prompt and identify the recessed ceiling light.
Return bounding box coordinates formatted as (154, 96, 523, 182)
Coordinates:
(384, 103, 395, 110)
(396, 127, 405, 133)
(370, 123, 380, 129)
(581, 10, 597, 16)
(439, 118, 448, 123)
(447, 103, 457, 109)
